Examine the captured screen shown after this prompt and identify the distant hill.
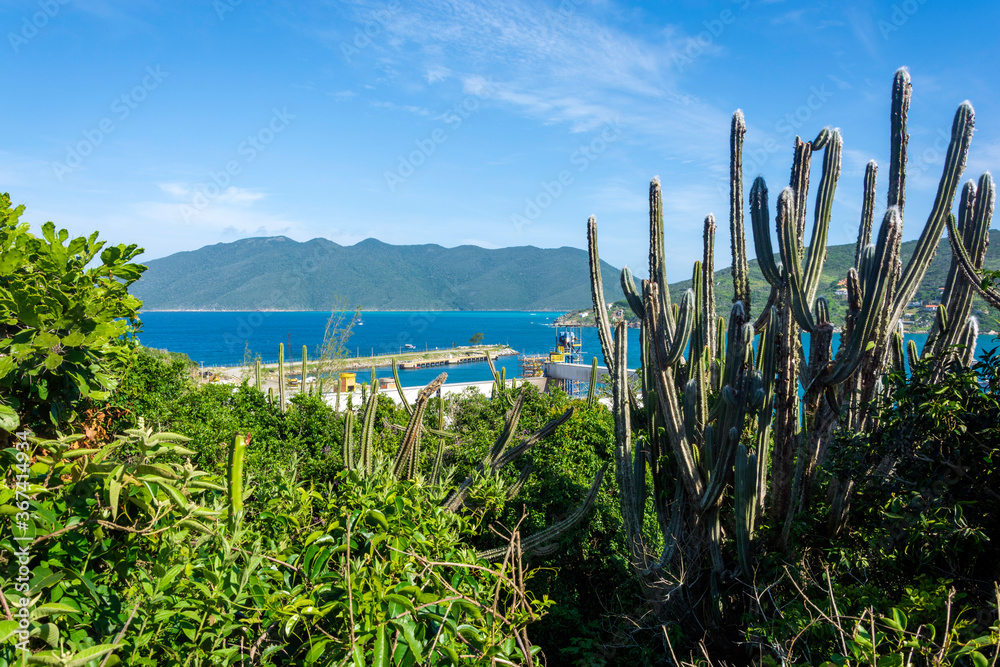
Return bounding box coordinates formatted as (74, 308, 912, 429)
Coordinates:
(558, 230, 1000, 332)
(674, 230, 1000, 328)
(132, 236, 626, 311)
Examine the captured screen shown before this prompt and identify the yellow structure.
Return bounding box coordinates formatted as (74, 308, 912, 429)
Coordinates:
(339, 373, 356, 392)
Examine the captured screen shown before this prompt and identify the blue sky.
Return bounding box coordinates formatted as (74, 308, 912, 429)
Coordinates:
(1, 0, 998, 281)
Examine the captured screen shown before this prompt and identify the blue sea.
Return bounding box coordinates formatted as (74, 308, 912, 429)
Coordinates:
(136, 311, 1000, 388)
(135, 311, 642, 386)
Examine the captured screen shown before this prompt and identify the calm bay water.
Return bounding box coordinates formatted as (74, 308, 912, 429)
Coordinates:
(136, 311, 999, 388)
(136, 311, 643, 386)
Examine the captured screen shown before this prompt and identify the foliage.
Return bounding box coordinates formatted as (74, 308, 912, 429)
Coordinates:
(0, 195, 145, 436)
(0, 423, 551, 665)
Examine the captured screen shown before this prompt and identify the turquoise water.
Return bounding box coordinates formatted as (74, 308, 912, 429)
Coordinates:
(136, 311, 999, 387)
(136, 311, 643, 386)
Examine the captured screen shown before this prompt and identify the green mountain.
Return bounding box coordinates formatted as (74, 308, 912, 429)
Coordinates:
(132, 236, 626, 311)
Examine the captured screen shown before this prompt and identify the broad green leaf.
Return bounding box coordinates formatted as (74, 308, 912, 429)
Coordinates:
(373, 624, 389, 667)
(30, 623, 59, 648)
(0, 404, 18, 432)
(65, 643, 121, 667)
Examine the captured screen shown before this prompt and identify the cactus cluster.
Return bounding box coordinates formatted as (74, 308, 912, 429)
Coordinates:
(338, 363, 605, 561)
(586, 68, 994, 622)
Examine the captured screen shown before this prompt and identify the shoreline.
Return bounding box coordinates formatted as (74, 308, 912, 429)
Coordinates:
(139, 309, 570, 314)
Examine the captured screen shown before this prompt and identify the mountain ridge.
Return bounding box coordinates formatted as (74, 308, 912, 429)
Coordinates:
(132, 236, 627, 311)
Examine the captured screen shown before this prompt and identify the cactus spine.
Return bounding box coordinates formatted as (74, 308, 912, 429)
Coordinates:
(587, 68, 994, 626)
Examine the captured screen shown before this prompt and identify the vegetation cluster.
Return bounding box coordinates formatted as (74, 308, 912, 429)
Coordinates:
(0, 67, 999, 666)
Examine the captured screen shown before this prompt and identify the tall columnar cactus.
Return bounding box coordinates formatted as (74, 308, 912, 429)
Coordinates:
(255, 359, 261, 392)
(587, 68, 994, 625)
(227, 433, 247, 529)
(301, 345, 308, 396)
(278, 343, 286, 413)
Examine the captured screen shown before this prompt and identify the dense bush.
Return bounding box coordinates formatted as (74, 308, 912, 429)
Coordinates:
(447, 385, 647, 665)
(0, 427, 547, 665)
(745, 346, 1000, 666)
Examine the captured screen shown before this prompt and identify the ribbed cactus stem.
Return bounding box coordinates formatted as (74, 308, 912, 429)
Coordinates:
(929, 174, 995, 361)
(588, 215, 617, 370)
(888, 68, 911, 216)
(278, 343, 286, 413)
(703, 214, 718, 353)
(621, 266, 645, 319)
(255, 359, 261, 392)
(730, 110, 750, 309)
(301, 345, 308, 396)
(857, 161, 878, 269)
(431, 390, 446, 485)
(342, 410, 355, 470)
(227, 433, 246, 528)
(889, 100, 975, 325)
(587, 357, 598, 407)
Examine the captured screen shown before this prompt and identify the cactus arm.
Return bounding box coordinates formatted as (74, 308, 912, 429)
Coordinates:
(392, 358, 413, 415)
(662, 289, 695, 367)
(649, 178, 676, 331)
(789, 138, 813, 245)
(777, 187, 817, 332)
(392, 373, 446, 479)
(703, 214, 718, 353)
(730, 111, 751, 308)
(750, 176, 782, 286)
(587, 215, 617, 370)
(445, 402, 573, 512)
(824, 208, 903, 385)
(888, 68, 911, 216)
(944, 175, 1000, 309)
(431, 390, 446, 485)
(227, 433, 246, 528)
(477, 463, 607, 561)
(802, 129, 842, 303)
(856, 161, 879, 269)
(301, 345, 307, 396)
(621, 267, 645, 319)
(587, 357, 598, 407)
(342, 409, 355, 470)
(889, 101, 975, 324)
(926, 175, 994, 363)
(360, 376, 379, 474)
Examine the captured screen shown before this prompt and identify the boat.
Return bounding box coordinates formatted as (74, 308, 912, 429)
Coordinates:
(403, 343, 416, 350)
